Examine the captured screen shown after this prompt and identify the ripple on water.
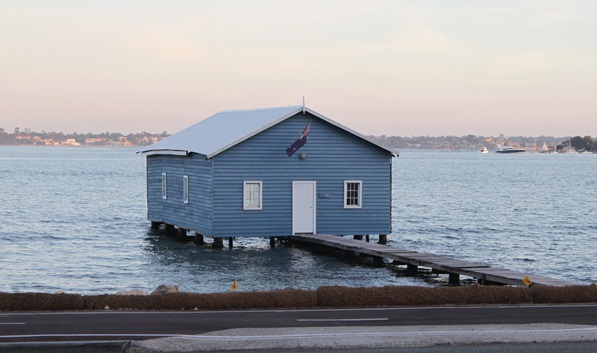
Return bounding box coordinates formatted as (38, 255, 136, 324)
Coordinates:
(0, 148, 595, 294)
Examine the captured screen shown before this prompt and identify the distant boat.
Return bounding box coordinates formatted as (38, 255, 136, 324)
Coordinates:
(480, 146, 488, 154)
(495, 146, 527, 154)
(539, 142, 557, 153)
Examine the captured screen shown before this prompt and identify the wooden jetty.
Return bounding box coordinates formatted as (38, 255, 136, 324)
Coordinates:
(291, 234, 583, 287)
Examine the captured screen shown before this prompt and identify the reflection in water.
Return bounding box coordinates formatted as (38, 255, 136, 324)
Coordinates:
(142, 234, 431, 293)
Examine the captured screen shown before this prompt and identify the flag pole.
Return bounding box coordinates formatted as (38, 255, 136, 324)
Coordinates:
(302, 96, 305, 114)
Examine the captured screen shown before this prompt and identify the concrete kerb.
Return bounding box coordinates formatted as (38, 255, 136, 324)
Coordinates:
(0, 341, 125, 353)
(123, 324, 597, 352)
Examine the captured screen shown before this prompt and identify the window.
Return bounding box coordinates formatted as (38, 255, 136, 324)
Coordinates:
(161, 173, 167, 199)
(344, 180, 362, 208)
(243, 181, 262, 210)
(183, 175, 189, 204)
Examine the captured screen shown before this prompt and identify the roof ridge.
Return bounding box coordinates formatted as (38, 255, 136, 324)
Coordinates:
(219, 105, 301, 114)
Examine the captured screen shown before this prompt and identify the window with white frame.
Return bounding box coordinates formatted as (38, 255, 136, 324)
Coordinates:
(243, 181, 262, 210)
(183, 175, 189, 204)
(344, 180, 362, 208)
(161, 173, 167, 199)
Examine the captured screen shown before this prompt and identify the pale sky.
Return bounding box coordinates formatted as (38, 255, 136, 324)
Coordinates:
(1, 0, 596, 137)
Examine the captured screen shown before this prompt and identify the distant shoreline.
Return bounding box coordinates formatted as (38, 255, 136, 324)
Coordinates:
(0, 130, 168, 147)
(0, 130, 580, 151)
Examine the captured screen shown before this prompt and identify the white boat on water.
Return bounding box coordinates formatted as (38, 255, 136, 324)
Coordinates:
(495, 146, 526, 154)
(540, 142, 552, 153)
(480, 146, 488, 154)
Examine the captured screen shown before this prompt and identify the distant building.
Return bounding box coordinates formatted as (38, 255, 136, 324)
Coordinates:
(85, 137, 107, 144)
(63, 139, 80, 146)
(139, 106, 395, 239)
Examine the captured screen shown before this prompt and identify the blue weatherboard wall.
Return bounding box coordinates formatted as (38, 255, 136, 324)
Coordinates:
(212, 113, 392, 237)
(146, 111, 392, 238)
(146, 153, 214, 235)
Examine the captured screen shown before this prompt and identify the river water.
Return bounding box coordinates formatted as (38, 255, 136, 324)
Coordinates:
(0, 147, 594, 294)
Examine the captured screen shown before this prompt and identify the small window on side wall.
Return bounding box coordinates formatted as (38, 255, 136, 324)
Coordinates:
(183, 175, 189, 204)
(344, 180, 362, 208)
(243, 181, 262, 210)
(162, 173, 167, 199)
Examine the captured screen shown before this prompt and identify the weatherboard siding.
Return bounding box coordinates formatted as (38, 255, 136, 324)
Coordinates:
(147, 154, 214, 235)
(145, 111, 393, 238)
(211, 113, 392, 238)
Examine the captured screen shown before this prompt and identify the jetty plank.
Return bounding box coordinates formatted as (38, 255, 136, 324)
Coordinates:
(291, 234, 583, 287)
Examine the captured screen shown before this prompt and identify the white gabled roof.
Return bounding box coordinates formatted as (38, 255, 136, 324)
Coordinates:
(139, 105, 394, 158)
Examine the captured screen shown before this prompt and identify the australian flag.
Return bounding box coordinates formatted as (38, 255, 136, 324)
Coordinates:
(286, 122, 311, 157)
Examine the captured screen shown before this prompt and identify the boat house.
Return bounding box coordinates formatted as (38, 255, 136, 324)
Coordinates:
(139, 106, 395, 245)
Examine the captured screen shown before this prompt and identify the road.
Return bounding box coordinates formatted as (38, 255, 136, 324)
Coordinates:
(0, 305, 597, 342)
(1, 304, 597, 344)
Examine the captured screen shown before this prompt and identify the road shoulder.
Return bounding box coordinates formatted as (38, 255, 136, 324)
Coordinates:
(123, 323, 597, 352)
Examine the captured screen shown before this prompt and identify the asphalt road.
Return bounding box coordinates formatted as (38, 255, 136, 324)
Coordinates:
(1, 304, 597, 344)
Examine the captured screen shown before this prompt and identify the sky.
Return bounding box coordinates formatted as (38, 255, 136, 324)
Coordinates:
(1, 0, 596, 137)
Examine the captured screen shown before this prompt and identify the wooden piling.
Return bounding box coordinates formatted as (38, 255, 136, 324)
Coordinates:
(164, 224, 175, 236)
(406, 264, 418, 274)
(353, 235, 363, 241)
(213, 237, 224, 249)
(365, 235, 370, 242)
(270, 237, 276, 247)
(449, 273, 460, 285)
(178, 228, 187, 237)
(194, 233, 204, 245)
(378, 234, 388, 245)
(150, 221, 162, 230)
(228, 237, 234, 249)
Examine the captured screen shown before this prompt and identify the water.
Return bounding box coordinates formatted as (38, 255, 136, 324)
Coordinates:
(0, 147, 594, 294)
(394, 150, 596, 284)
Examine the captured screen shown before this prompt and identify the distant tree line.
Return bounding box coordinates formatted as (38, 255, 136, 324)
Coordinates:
(558, 136, 597, 152)
(370, 134, 596, 152)
(1, 127, 595, 152)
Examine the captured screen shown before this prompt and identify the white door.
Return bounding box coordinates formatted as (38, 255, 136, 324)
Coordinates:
(292, 181, 316, 234)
